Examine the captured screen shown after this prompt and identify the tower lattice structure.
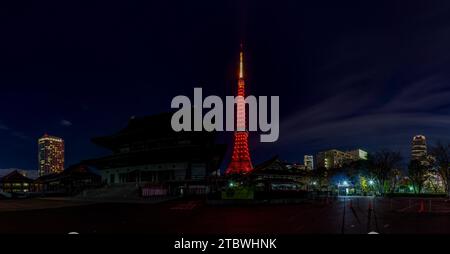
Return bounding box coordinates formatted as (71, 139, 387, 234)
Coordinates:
(226, 45, 253, 174)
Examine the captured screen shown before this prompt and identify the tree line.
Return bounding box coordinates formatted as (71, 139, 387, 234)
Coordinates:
(311, 142, 450, 197)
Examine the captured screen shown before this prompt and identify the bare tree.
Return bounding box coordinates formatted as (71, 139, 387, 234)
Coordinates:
(429, 142, 450, 197)
(312, 166, 329, 190)
(388, 168, 401, 194)
(369, 150, 403, 196)
(408, 160, 429, 194)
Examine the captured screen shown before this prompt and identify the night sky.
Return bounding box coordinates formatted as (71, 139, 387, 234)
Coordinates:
(2, 0, 450, 172)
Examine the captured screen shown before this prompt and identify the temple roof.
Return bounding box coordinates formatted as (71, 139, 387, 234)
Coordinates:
(0, 170, 33, 183)
(87, 112, 227, 170)
(34, 164, 100, 183)
(253, 156, 309, 176)
(91, 112, 215, 150)
(84, 144, 226, 169)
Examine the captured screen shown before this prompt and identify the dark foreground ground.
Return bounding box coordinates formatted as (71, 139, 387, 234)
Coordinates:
(1, 196, 450, 234)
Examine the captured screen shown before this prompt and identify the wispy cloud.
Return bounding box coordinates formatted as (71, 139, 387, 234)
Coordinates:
(277, 73, 450, 157)
(0, 122, 29, 140)
(380, 76, 450, 112)
(60, 119, 73, 127)
(11, 131, 29, 140)
(275, 11, 450, 157)
(0, 123, 9, 130)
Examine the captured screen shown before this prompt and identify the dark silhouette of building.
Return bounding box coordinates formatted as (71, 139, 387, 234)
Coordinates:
(85, 112, 226, 196)
(252, 156, 310, 191)
(34, 164, 101, 195)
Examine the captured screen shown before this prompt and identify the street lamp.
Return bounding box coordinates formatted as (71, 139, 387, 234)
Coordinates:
(338, 180, 349, 196)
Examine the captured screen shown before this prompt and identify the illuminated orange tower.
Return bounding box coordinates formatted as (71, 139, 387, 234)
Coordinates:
(226, 44, 253, 174)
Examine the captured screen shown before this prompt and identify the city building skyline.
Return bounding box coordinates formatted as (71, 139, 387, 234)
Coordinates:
(1, 129, 435, 175)
(38, 134, 65, 177)
(2, 0, 450, 237)
(2, 1, 450, 171)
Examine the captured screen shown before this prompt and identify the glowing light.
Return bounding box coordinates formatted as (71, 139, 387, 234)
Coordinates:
(239, 52, 244, 78)
(239, 44, 244, 78)
(343, 181, 348, 186)
(369, 180, 374, 185)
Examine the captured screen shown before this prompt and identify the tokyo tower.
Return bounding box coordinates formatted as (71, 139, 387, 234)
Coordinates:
(225, 44, 253, 174)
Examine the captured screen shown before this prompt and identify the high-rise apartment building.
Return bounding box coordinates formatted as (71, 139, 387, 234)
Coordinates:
(38, 134, 64, 176)
(304, 155, 314, 170)
(347, 149, 368, 160)
(316, 148, 367, 169)
(411, 135, 427, 161)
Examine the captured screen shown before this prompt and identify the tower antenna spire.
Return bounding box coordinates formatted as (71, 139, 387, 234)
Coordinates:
(239, 43, 244, 79)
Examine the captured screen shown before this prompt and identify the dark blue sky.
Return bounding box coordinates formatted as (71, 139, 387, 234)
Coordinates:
(2, 0, 450, 170)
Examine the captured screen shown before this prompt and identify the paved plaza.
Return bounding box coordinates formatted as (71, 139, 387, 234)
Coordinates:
(1, 197, 450, 234)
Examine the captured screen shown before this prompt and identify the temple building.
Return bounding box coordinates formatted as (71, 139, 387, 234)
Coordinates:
(34, 164, 101, 195)
(0, 170, 33, 193)
(251, 156, 311, 197)
(85, 112, 226, 196)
